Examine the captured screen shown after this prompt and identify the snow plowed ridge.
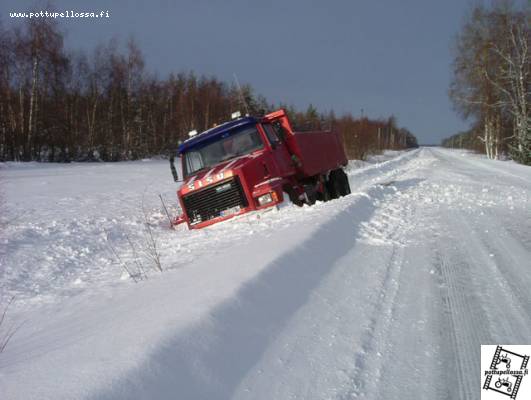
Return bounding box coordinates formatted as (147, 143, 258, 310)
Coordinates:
(1, 148, 531, 400)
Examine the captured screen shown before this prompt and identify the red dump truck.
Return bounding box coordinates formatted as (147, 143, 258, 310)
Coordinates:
(170, 109, 350, 229)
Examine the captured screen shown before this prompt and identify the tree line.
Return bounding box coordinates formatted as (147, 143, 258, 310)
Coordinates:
(443, 1, 530, 165)
(0, 16, 417, 163)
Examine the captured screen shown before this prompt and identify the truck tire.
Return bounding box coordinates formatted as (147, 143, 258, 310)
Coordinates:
(285, 186, 303, 207)
(328, 169, 351, 198)
(338, 168, 351, 196)
(326, 171, 339, 199)
(316, 175, 331, 202)
(306, 190, 318, 205)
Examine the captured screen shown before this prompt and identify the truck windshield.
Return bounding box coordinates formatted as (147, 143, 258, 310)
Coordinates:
(183, 126, 264, 177)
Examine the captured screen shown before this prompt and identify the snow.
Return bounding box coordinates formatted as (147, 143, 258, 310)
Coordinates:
(344, 149, 404, 172)
(0, 148, 530, 399)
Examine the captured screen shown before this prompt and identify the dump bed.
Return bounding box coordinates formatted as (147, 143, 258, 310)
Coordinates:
(286, 130, 348, 177)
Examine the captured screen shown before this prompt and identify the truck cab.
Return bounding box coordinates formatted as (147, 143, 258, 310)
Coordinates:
(172, 109, 350, 229)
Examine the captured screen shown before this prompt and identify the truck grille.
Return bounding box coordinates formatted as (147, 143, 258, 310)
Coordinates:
(183, 177, 248, 225)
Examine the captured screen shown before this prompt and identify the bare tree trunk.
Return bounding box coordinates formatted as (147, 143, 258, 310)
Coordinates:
(27, 56, 39, 160)
(481, 115, 494, 159)
(126, 70, 132, 157)
(18, 86, 25, 161)
(494, 114, 501, 160)
(6, 77, 17, 160)
(511, 24, 529, 154)
(204, 101, 210, 130)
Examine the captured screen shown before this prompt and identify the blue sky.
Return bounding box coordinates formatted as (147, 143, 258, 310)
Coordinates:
(1, 0, 480, 144)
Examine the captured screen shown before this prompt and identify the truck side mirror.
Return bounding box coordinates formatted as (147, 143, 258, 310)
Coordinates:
(169, 156, 179, 182)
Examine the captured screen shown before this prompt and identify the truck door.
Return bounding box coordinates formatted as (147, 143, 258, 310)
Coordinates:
(261, 123, 295, 177)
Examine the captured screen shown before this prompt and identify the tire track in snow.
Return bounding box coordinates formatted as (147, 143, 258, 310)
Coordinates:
(330, 153, 437, 399)
(433, 247, 491, 400)
(339, 245, 405, 399)
(461, 217, 531, 341)
(429, 211, 530, 400)
(338, 179, 424, 399)
(420, 186, 514, 398)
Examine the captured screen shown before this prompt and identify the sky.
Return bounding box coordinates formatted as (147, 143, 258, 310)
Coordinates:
(1, 0, 480, 144)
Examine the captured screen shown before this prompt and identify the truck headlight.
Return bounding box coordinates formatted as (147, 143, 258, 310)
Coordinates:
(257, 193, 274, 206)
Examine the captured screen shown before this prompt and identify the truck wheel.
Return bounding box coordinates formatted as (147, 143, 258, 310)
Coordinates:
(328, 169, 349, 199)
(338, 169, 351, 196)
(316, 176, 331, 202)
(327, 172, 339, 200)
(306, 190, 317, 205)
(285, 187, 303, 207)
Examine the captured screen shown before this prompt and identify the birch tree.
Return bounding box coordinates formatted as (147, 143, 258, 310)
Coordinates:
(448, 2, 530, 164)
(487, 9, 530, 163)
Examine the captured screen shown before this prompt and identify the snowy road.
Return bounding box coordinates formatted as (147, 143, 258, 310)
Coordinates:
(1, 148, 530, 399)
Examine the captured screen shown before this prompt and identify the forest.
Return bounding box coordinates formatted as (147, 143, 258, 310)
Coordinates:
(443, 2, 530, 165)
(0, 16, 417, 163)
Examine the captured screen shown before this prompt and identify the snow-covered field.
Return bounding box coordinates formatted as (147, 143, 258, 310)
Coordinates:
(0, 148, 530, 399)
